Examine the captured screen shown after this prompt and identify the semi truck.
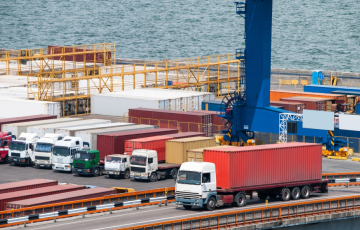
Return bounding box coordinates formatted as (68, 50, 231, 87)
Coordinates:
(8, 133, 39, 165)
(34, 133, 64, 168)
(72, 149, 103, 176)
(175, 143, 328, 211)
(103, 154, 131, 179)
(0, 132, 16, 163)
(129, 149, 180, 182)
(52, 136, 87, 172)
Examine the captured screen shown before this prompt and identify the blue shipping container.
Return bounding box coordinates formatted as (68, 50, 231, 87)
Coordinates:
(304, 85, 360, 94)
(201, 101, 222, 111)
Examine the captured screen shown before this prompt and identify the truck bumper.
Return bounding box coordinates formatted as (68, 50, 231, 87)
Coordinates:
(130, 172, 149, 180)
(36, 163, 52, 169)
(175, 197, 204, 207)
(104, 170, 121, 176)
(73, 168, 93, 175)
(53, 163, 72, 171)
(10, 157, 30, 165)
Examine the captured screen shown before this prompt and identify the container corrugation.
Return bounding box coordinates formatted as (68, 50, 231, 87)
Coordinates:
(55, 122, 135, 136)
(203, 143, 322, 190)
(334, 128, 360, 139)
(97, 128, 178, 157)
(201, 101, 222, 111)
(304, 85, 360, 94)
(166, 137, 216, 164)
(186, 145, 235, 162)
(75, 125, 158, 149)
(270, 101, 306, 114)
(192, 110, 225, 134)
(0, 115, 57, 132)
(129, 108, 212, 136)
(0, 179, 58, 194)
(5, 187, 115, 210)
(0, 184, 84, 211)
(125, 136, 174, 162)
(160, 132, 206, 139)
(280, 97, 331, 111)
(270, 90, 347, 103)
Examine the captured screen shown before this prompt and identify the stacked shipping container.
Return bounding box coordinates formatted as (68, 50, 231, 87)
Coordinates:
(280, 97, 332, 111)
(186, 145, 234, 162)
(0, 179, 58, 194)
(270, 90, 347, 103)
(270, 101, 305, 114)
(0, 115, 57, 132)
(193, 110, 225, 134)
(161, 132, 206, 139)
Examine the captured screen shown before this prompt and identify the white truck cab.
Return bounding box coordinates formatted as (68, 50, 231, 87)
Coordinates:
(104, 154, 131, 179)
(34, 133, 64, 168)
(9, 133, 40, 165)
(52, 136, 85, 172)
(175, 162, 216, 209)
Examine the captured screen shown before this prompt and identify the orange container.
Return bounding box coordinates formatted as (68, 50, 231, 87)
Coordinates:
(270, 90, 347, 103)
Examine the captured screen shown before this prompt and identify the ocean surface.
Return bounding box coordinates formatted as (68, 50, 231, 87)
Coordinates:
(0, 0, 359, 72)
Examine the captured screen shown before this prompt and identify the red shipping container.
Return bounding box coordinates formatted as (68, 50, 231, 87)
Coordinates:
(270, 90, 347, 103)
(128, 108, 212, 136)
(6, 187, 115, 210)
(0, 115, 57, 132)
(203, 143, 322, 190)
(192, 110, 225, 134)
(0, 184, 84, 211)
(0, 179, 58, 194)
(161, 132, 206, 139)
(280, 97, 331, 111)
(125, 136, 174, 161)
(98, 128, 178, 156)
(270, 101, 306, 114)
(48, 46, 112, 63)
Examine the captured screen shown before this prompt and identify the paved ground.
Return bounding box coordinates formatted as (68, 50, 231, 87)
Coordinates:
(5, 186, 360, 230)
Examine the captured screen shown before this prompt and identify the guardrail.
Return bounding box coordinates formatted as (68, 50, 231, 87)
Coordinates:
(117, 195, 360, 230)
(322, 172, 360, 179)
(0, 187, 174, 219)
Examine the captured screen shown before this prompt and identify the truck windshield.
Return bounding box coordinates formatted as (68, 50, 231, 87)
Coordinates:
(9, 142, 25, 151)
(177, 171, 201, 185)
(35, 143, 52, 152)
(74, 152, 89, 161)
(53, 147, 70, 156)
(130, 156, 146, 166)
(106, 156, 122, 163)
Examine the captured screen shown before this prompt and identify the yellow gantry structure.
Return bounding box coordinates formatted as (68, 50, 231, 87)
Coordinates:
(0, 43, 244, 117)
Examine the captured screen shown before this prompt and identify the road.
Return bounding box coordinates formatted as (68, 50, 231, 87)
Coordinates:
(4, 186, 360, 230)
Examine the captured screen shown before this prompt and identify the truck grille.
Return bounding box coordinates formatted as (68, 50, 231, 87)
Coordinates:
(11, 153, 20, 157)
(175, 191, 200, 199)
(35, 156, 49, 160)
(74, 163, 85, 169)
(131, 166, 145, 172)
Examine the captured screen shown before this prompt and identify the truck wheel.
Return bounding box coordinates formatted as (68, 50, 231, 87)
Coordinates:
(291, 187, 301, 200)
(4, 156, 9, 164)
(171, 169, 178, 180)
(150, 173, 157, 182)
(232, 192, 246, 207)
(301, 186, 310, 199)
(280, 188, 291, 201)
(99, 169, 103, 176)
(257, 192, 268, 200)
(108, 175, 115, 178)
(205, 197, 216, 211)
(183, 205, 192, 210)
(94, 168, 100, 177)
(124, 170, 130, 179)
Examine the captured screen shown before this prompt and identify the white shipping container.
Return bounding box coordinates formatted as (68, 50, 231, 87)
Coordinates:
(75, 125, 157, 149)
(0, 98, 61, 118)
(2, 117, 83, 138)
(54, 122, 136, 136)
(27, 119, 111, 137)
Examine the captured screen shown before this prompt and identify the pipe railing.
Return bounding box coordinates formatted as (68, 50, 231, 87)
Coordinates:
(322, 172, 360, 179)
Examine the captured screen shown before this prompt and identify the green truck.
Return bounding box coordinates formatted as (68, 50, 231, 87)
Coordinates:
(72, 149, 103, 176)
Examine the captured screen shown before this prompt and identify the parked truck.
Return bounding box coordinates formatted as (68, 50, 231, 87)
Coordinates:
(72, 149, 104, 176)
(130, 149, 180, 182)
(104, 154, 131, 179)
(34, 133, 64, 168)
(52, 136, 88, 172)
(175, 143, 328, 211)
(0, 132, 16, 163)
(8, 133, 39, 165)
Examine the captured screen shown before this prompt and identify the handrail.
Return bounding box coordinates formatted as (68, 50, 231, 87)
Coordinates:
(322, 172, 360, 179)
(117, 194, 360, 230)
(0, 187, 174, 219)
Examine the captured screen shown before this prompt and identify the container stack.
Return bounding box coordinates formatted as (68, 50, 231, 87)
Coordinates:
(0, 115, 57, 132)
(280, 97, 333, 111)
(270, 101, 305, 114)
(270, 90, 347, 103)
(186, 145, 234, 162)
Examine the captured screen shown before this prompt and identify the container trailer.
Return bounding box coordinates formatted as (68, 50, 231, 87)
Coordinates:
(175, 143, 328, 211)
(0, 179, 58, 194)
(0, 132, 16, 163)
(0, 115, 57, 132)
(8, 133, 40, 165)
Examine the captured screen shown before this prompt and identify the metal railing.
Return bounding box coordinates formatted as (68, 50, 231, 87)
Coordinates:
(117, 195, 360, 230)
(322, 172, 360, 179)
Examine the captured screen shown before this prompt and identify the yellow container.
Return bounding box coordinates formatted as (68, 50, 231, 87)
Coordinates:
(186, 145, 234, 162)
(166, 137, 216, 164)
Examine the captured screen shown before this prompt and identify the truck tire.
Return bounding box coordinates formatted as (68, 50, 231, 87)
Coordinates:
(94, 168, 100, 177)
(257, 192, 267, 200)
(301, 186, 310, 199)
(99, 169, 103, 176)
(183, 205, 192, 210)
(4, 156, 8, 164)
(171, 169, 178, 180)
(280, 188, 291, 201)
(291, 187, 301, 200)
(232, 192, 246, 207)
(205, 197, 216, 211)
(124, 170, 130, 179)
(150, 173, 157, 182)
